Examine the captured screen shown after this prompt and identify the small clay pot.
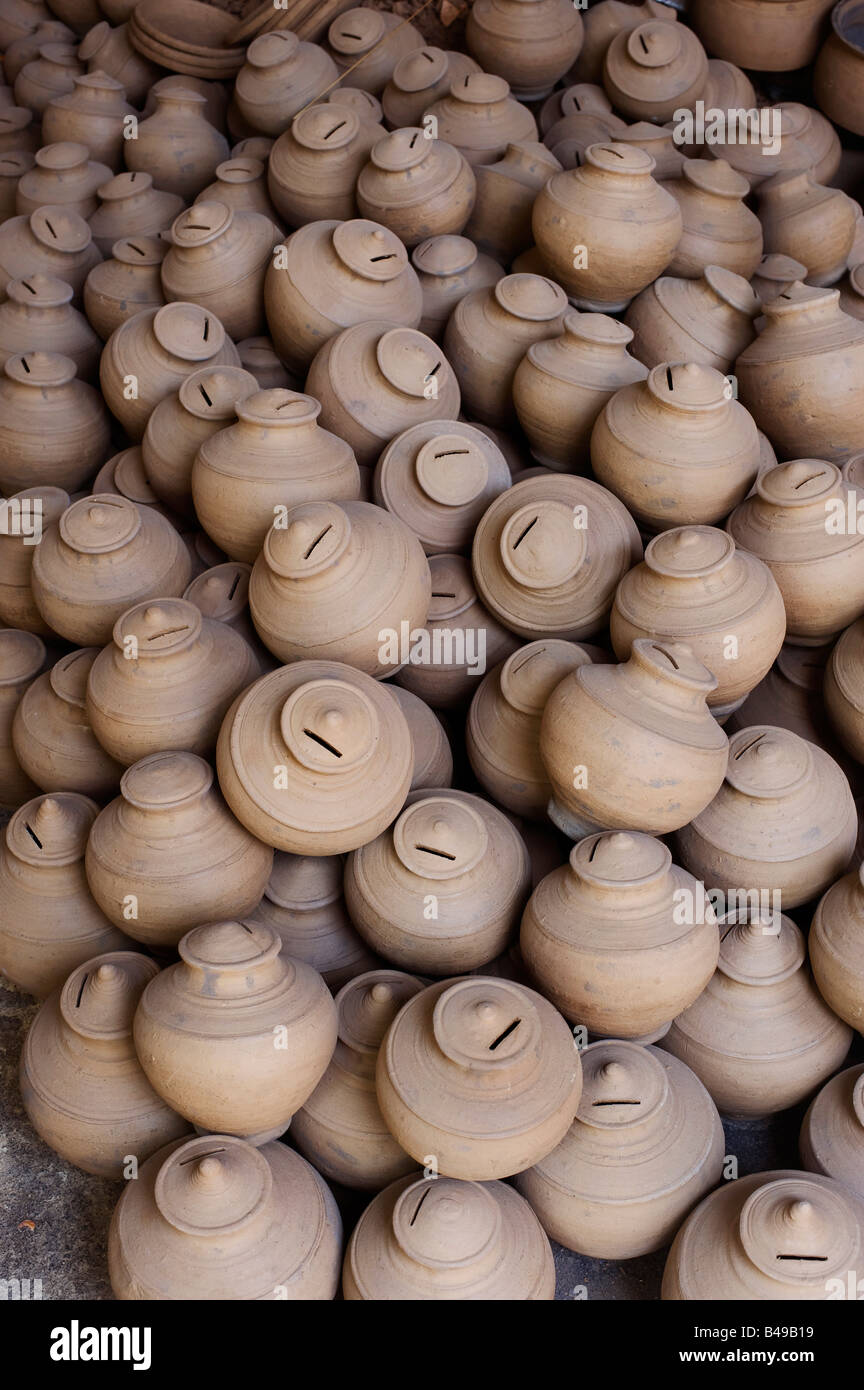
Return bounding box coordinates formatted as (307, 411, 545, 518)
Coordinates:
(12, 648, 123, 799)
(325, 8, 423, 96)
(425, 73, 537, 169)
(78, 21, 159, 108)
(410, 234, 504, 342)
(0, 352, 109, 496)
(800, 1064, 864, 1199)
(4, 21, 74, 85)
(388, 684, 453, 791)
(0, 151, 34, 222)
(267, 104, 385, 229)
(0, 627, 45, 809)
(14, 139, 110, 220)
(0, 107, 40, 157)
(0, 206, 101, 304)
(814, 0, 864, 138)
(0, 486, 68, 634)
(20, 952, 190, 1177)
(83, 236, 167, 342)
(162, 201, 276, 343)
(356, 128, 476, 249)
(382, 46, 479, 129)
(515, 1041, 725, 1258)
(195, 157, 281, 232)
(263, 218, 422, 374)
(466, 0, 584, 100)
(42, 72, 134, 172)
(125, 88, 230, 201)
(665, 159, 763, 282)
(603, 20, 708, 123)
(461, 142, 560, 266)
(216, 659, 413, 856)
(0, 0, 54, 52)
(14, 42, 82, 115)
(233, 30, 338, 137)
(0, 792, 131, 999)
(0, 272, 100, 380)
(758, 171, 856, 288)
(88, 172, 185, 258)
(573, 0, 677, 86)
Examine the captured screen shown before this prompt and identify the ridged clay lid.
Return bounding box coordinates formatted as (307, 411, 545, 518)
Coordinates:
(7, 792, 98, 866)
(279, 676, 380, 772)
(724, 726, 812, 799)
(235, 388, 320, 427)
(152, 302, 226, 361)
(97, 170, 154, 202)
(29, 205, 92, 253)
(448, 72, 510, 105)
(738, 1177, 859, 1283)
(716, 913, 805, 987)
(756, 458, 840, 508)
(246, 29, 300, 67)
(292, 105, 362, 152)
(106, 448, 159, 505)
(576, 1039, 669, 1129)
(499, 639, 592, 715)
(392, 794, 489, 879)
(493, 272, 567, 323)
(59, 952, 158, 1041)
(392, 46, 449, 92)
(414, 432, 489, 505)
(569, 829, 670, 888)
(5, 272, 73, 308)
(184, 561, 251, 621)
(645, 525, 736, 578)
(33, 141, 89, 171)
(375, 327, 447, 397)
(0, 628, 45, 686)
(49, 646, 97, 708)
(263, 501, 352, 579)
(179, 917, 281, 973)
(178, 365, 258, 421)
(412, 235, 478, 278)
(681, 157, 749, 198)
(110, 236, 166, 267)
(332, 218, 408, 281)
(5, 349, 76, 388)
(120, 749, 213, 811)
(391, 1176, 501, 1265)
(112, 599, 203, 658)
(59, 495, 142, 554)
(328, 7, 386, 54)
(154, 1134, 272, 1236)
(499, 500, 588, 589)
(624, 21, 684, 69)
(170, 201, 234, 248)
(646, 360, 729, 410)
(337, 969, 423, 1054)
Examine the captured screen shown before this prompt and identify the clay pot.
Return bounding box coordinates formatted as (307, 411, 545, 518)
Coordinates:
(249, 499, 431, 678)
(0, 0, 57, 52)
(521, 832, 718, 1038)
(377, 975, 582, 1180)
(141, 75, 228, 138)
(306, 320, 461, 468)
(125, 88, 230, 201)
(182, 561, 269, 673)
(426, 73, 537, 169)
(801, 1065, 864, 1198)
(0, 352, 109, 496)
(540, 85, 613, 137)
(100, 302, 241, 440)
(708, 101, 841, 192)
(0, 792, 131, 999)
(0, 486, 68, 634)
(625, 268, 758, 378)
(665, 160, 762, 282)
(267, 104, 385, 229)
(814, 0, 864, 137)
(516, 1041, 724, 1258)
(472, 473, 641, 642)
(759, 172, 857, 289)
(86, 597, 259, 766)
(236, 335, 295, 390)
(662, 911, 852, 1118)
(466, 0, 584, 99)
(292, 970, 424, 1190)
(356, 129, 476, 249)
(83, 236, 167, 341)
(0, 206, 101, 304)
(382, 46, 479, 128)
(603, 21, 707, 124)
(388, 684, 453, 791)
(0, 152, 34, 222)
(216, 659, 413, 856)
(543, 105, 626, 172)
(42, 73, 134, 172)
(698, 57, 756, 115)
(196, 157, 281, 232)
(0, 107, 40, 158)
(88, 173, 185, 258)
(410, 234, 504, 342)
(4, 22, 74, 85)
(810, 863, 864, 1032)
(0, 627, 45, 809)
(14, 42, 82, 115)
(14, 140, 110, 222)
(233, 30, 338, 137)
(12, 648, 123, 799)
(0, 273, 100, 380)
(20, 952, 190, 1177)
(109, 1134, 341, 1300)
(616, 119, 685, 181)
(90, 447, 177, 521)
(322, 86, 383, 126)
(462, 142, 560, 266)
(444, 273, 567, 428)
(162, 202, 276, 343)
(134, 918, 336, 1140)
(77, 22, 158, 108)
(325, 8, 423, 96)
(345, 1171, 554, 1299)
(264, 218, 422, 374)
(691, 0, 834, 71)
(839, 263, 864, 321)
(533, 144, 683, 312)
(573, 0, 676, 85)
(191, 388, 361, 563)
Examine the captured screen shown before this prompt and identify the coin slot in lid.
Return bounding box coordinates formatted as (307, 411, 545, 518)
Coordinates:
(49, 646, 96, 708)
(332, 219, 408, 280)
(412, 234, 478, 278)
(30, 205, 92, 253)
(738, 1179, 856, 1282)
(499, 499, 587, 590)
(59, 494, 142, 554)
(393, 794, 488, 878)
(154, 1132, 273, 1237)
(279, 677, 379, 772)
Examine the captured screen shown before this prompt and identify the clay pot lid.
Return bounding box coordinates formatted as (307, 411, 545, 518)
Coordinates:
(29, 205, 91, 254)
(180, 917, 281, 972)
(279, 676, 381, 772)
(264, 851, 343, 911)
(184, 561, 251, 620)
(170, 201, 234, 249)
(772, 644, 829, 693)
(108, 448, 159, 505)
(121, 750, 213, 811)
(619, 118, 674, 142)
(72, 71, 125, 95)
(725, 726, 812, 799)
(235, 387, 320, 427)
(449, 72, 509, 105)
(391, 1177, 501, 1266)
(755, 252, 808, 285)
(97, 170, 154, 202)
(6, 273, 73, 308)
(412, 234, 477, 278)
(59, 952, 158, 1041)
(562, 310, 633, 347)
(432, 977, 542, 1071)
(392, 45, 448, 91)
(59, 495, 141, 554)
(632, 638, 718, 693)
(0, 628, 45, 686)
(0, 110, 36, 141)
(764, 280, 840, 319)
(371, 127, 438, 174)
(494, 273, 567, 323)
(154, 1134, 273, 1237)
(152, 302, 226, 362)
(153, 89, 209, 114)
(393, 793, 489, 879)
(738, 1177, 858, 1283)
(213, 156, 264, 186)
(337, 969, 422, 1053)
(33, 141, 88, 171)
(624, 20, 682, 67)
(5, 349, 76, 390)
(577, 1040, 669, 1129)
(376, 327, 447, 398)
(426, 553, 476, 620)
(34, 40, 79, 65)
(49, 646, 97, 709)
(325, 87, 382, 121)
(179, 365, 256, 420)
(682, 157, 748, 198)
(570, 830, 670, 888)
(843, 450, 864, 489)
(717, 913, 805, 986)
(78, 21, 111, 60)
(0, 153, 35, 179)
(6, 792, 97, 866)
(703, 264, 760, 315)
(113, 599, 203, 657)
(584, 141, 655, 176)
(292, 105, 361, 152)
(756, 458, 840, 508)
(498, 500, 587, 590)
(332, 218, 409, 281)
(328, 7, 386, 53)
(247, 29, 300, 67)
(647, 361, 726, 410)
(263, 501, 352, 579)
(646, 525, 735, 579)
(414, 432, 489, 506)
(499, 639, 592, 714)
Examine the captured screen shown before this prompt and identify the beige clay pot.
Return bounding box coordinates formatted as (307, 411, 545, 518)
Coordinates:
(12, 647, 123, 800)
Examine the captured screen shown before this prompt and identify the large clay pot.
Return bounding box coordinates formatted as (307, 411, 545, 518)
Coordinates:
(267, 104, 385, 229)
(0, 352, 109, 496)
(196, 157, 281, 233)
(86, 597, 259, 766)
(12, 647, 123, 800)
(521, 833, 718, 1038)
(0, 626, 45, 810)
(516, 1041, 724, 1258)
(691, 0, 835, 72)
(88, 172, 185, 258)
(42, 72, 134, 172)
(814, 0, 864, 137)
(83, 236, 167, 341)
(0, 486, 68, 634)
(161, 202, 276, 343)
(425, 73, 537, 169)
(20, 952, 190, 1177)
(626, 268, 756, 374)
(216, 659, 413, 856)
(15, 140, 111, 219)
(532, 144, 683, 311)
(388, 684, 453, 792)
(344, 1171, 554, 1299)
(14, 42, 81, 115)
(513, 311, 647, 471)
(665, 159, 762, 282)
(462, 142, 560, 266)
(0, 792, 131, 999)
(0, 206, 101, 304)
(233, 30, 338, 137)
(108, 1134, 342, 1300)
(471, 473, 642, 641)
(810, 857, 864, 1032)
(381, 46, 479, 129)
(466, 0, 584, 100)
(410, 234, 504, 342)
(356, 129, 476, 248)
(125, 88, 230, 201)
(758, 171, 856, 288)
(800, 1065, 864, 1198)
(77, 21, 159, 107)
(263, 218, 422, 374)
(603, 20, 707, 123)
(0, 272, 100, 380)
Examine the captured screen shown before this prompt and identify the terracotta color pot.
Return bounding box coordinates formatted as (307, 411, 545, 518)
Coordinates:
(0, 206, 101, 304)
(0, 272, 100, 380)
(800, 1064, 864, 1198)
(573, 0, 677, 85)
(810, 864, 864, 1032)
(751, 252, 808, 305)
(233, 30, 338, 137)
(77, 21, 159, 107)
(814, 0, 864, 137)
(516, 1041, 724, 1258)
(264, 218, 422, 373)
(109, 1134, 342, 1299)
(88, 173, 185, 258)
(4, 21, 74, 84)
(14, 139, 109, 220)
(603, 20, 707, 123)
(162, 201, 276, 342)
(388, 684, 453, 791)
(382, 46, 479, 128)
(691, 0, 834, 71)
(125, 88, 230, 201)
(0, 486, 68, 634)
(426, 73, 537, 169)
(665, 159, 762, 282)
(42, 71, 134, 172)
(12, 647, 123, 799)
(662, 911, 852, 1117)
(191, 388, 361, 562)
(306, 320, 460, 468)
(758, 171, 856, 288)
(0, 107, 40, 158)
(267, 104, 385, 229)
(466, 0, 584, 100)
(14, 42, 81, 115)
(471, 473, 641, 642)
(0, 626, 45, 809)
(20, 952, 190, 1176)
(410, 234, 504, 342)
(625, 266, 759, 375)
(533, 144, 683, 312)
(83, 235, 167, 342)
(324, 7, 423, 95)
(459, 142, 558, 266)
(0, 151, 34, 223)
(0, 792, 131, 998)
(195, 156, 281, 232)
(0, 351, 109, 495)
(356, 128, 476, 249)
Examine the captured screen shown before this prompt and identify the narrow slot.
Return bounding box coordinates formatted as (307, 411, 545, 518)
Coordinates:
(303, 524, 332, 560)
(303, 728, 343, 758)
(414, 843, 456, 861)
(666, 365, 674, 391)
(369, 253, 397, 262)
(75, 973, 88, 1008)
(409, 132, 418, 149)
(652, 644, 679, 670)
(431, 591, 457, 599)
(340, 29, 364, 38)
(44, 218, 56, 238)
(602, 146, 624, 158)
(202, 317, 210, 342)
(198, 384, 213, 407)
(410, 1189, 431, 1225)
(776, 1254, 827, 1262)
(241, 924, 253, 934)
(512, 515, 538, 549)
(639, 32, 649, 53)
(146, 625, 189, 642)
(588, 839, 600, 862)
(126, 242, 147, 257)
(425, 362, 441, 381)
(25, 823, 42, 848)
(227, 573, 240, 601)
(734, 733, 765, 760)
(512, 647, 544, 673)
(422, 50, 435, 63)
(21, 357, 30, 373)
(179, 1147, 226, 1165)
(324, 121, 347, 139)
(433, 449, 469, 459)
(21, 280, 36, 295)
(183, 223, 211, 232)
(592, 1099, 640, 1106)
(489, 1018, 521, 1051)
(793, 472, 823, 490)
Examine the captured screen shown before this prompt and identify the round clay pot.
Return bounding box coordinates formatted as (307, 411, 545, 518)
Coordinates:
(125, 88, 229, 201)
(191, 388, 361, 563)
(141, 75, 228, 137)
(195, 157, 281, 233)
(810, 863, 864, 1032)
(516, 1041, 724, 1258)
(460, 142, 560, 266)
(344, 1171, 554, 1299)
(471, 472, 642, 642)
(356, 128, 476, 249)
(108, 1134, 342, 1300)
(388, 684, 453, 791)
(800, 1064, 864, 1198)
(306, 320, 461, 468)
(814, 0, 864, 137)
(292, 970, 424, 1190)
(541, 85, 614, 137)
(83, 236, 167, 342)
(324, 8, 423, 95)
(134, 918, 336, 1141)
(665, 159, 762, 282)
(77, 21, 159, 107)
(322, 85, 383, 127)
(623, 268, 760, 376)
(0, 351, 109, 495)
(14, 42, 81, 115)
(382, 46, 479, 128)
(0, 0, 55, 52)
(466, 0, 583, 100)
(0, 486, 68, 634)
(0, 792, 131, 999)
(0, 626, 45, 809)
(751, 252, 809, 306)
(263, 218, 422, 374)
(14, 139, 110, 219)
(758, 171, 856, 288)
(697, 56, 757, 116)
(162, 201, 276, 342)
(182, 560, 271, 676)
(377, 975, 582, 1180)
(233, 30, 338, 137)
(88, 173, 185, 258)
(573, 0, 677, 85)
(100, 301, 241, 441)
(824, 617, 864, 767)
(691, 0, 835, 71)
(707, 100, 841, 192)
(662, 910, 852, 1118)
(0, 107, 40, 158)
(267, 104, 385, 229)
(410, 234, 504, 342)
(4, 21, 74, 85)
(603, 20, 708, 123)
(42, 72, 134, 172)
(0, 151, 34, 223)
(90, 447, 178, 523)
(0, 205, 101, 304)
(12, 647, 123, 799)
(425, 72, 537, 169)
(20, 952, 190, 1176)
(0, 272, 100, 380)
(533, 143, 683, 312)
(249, 499, 431, 678)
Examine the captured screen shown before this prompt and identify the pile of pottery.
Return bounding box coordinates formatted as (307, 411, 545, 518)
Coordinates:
(1, 0, 864, 1304)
